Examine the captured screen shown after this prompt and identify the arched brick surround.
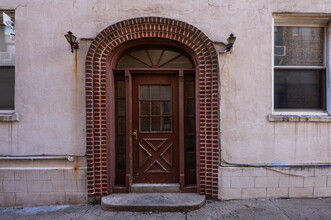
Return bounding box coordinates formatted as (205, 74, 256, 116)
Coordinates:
(85, 17, 219, 200)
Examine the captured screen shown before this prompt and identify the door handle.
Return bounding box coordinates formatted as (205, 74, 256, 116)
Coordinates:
(132, 129, 138, 140)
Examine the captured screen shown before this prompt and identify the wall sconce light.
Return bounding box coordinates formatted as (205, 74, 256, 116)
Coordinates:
(64, 31, 79, 53)
(213, 33, 237, 54)
(226, 33, 236, 52)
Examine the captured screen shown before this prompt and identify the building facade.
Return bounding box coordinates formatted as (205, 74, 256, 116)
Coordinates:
(0, 0, 331, 206)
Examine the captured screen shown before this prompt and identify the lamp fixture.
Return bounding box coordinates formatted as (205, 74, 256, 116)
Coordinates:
(64, 31, 79, 53)
(226, 33, 236, 52)
(213, 33, 237, 53)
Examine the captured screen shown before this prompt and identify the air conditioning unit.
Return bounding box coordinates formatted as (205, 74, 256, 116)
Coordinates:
(274, 46, 286, 56)
(0, 52, 12, 64)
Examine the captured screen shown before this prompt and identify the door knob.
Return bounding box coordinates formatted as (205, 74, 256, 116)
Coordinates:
(132, 129, 138, 140)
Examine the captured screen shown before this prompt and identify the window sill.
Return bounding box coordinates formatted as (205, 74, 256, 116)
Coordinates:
(273, 109, 328, 116)
(0, 111, 19, 122)
(268, 114, 331, 122)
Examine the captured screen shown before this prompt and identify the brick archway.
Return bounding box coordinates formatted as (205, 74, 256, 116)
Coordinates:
(86, 17, 219, 200)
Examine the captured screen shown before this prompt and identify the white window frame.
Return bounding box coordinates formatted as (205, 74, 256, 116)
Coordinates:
(0, 11, 17, 122)
(272, 16, 330, 116)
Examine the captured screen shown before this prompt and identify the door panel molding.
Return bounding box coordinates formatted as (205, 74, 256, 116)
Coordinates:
(143, 138, 168, 152)
(132, 74, 179, 184)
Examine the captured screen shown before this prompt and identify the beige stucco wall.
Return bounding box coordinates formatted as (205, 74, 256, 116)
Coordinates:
(217, 2, 331, 165)
(0, 0, 330, 163)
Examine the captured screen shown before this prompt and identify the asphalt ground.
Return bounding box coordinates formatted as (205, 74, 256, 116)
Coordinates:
(1, 198, 331, 220)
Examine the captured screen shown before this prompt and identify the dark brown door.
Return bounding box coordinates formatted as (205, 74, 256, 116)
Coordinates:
(132, 74, 179, 183)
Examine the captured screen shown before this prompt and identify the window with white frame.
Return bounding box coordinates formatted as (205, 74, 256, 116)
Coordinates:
(0, 11, 15, 110)
(274, 21, 327, 112)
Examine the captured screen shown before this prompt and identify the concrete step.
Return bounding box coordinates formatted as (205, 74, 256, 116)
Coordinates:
(101, 193, 205, 212)
(131, 183, 180, 193)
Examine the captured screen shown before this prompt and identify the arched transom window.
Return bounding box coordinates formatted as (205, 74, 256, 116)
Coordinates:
(117, 47, 194, 68)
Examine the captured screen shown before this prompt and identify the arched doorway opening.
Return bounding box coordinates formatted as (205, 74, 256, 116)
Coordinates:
(85, 17, 219, 201)
(108, 39, 198, 192)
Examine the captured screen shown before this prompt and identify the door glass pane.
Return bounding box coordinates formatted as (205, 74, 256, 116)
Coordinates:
(184, 77, 196, 185)
(116, 81, 125, 98)
(117, 117, 126, 133)
(115, 76, 126, 184)
(140, 85, 149, 100)
(162, 101, 171, 115)
(161, 85, 171, 100)
(151, 101, 160, 115)
(117, 153, 126, 170)
(140, 101, 150, 115)
(117, 99, 125, 116)
(184, 99, 194, 116)
(185, 135, 195, 152)
(185, 117, 195, 133)
(185, 81, 194, 98)
(140, 117, 150, 131)
(185, 154, 195, 170)
(139, 84, 173, 132)
(117, 135, 126, 154)
(162, 117, 171, 131)
(150, 85, 160, 100)
(151, 117, 161, 131)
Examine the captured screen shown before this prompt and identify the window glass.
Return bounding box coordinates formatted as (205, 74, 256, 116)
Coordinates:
(147, 49, 163, 66)
(117, 55, 150, 68)
(274, 27, 324, 66)
(274, 25, 326, 110)
(117, 48, 193, 68)
(129, 49, 152, 67)
(274, 69, 326, 109)
(161, 55, 193, 68)
(159, 50, 180, 67)
(0, 23, 15, 110)
(0, 66, 14, 109)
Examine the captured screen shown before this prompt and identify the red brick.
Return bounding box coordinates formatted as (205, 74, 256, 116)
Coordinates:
(86, 16, 219, 200)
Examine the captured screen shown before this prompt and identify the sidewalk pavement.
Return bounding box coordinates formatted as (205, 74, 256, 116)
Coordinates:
(1, 198, 331, 220)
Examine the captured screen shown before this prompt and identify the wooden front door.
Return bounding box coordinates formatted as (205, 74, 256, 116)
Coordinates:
(132, 74, 179, 183)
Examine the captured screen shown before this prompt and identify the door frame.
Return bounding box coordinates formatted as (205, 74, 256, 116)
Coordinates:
(107, 39, 199, 193)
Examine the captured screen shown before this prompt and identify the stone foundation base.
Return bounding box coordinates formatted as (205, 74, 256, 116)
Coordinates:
(0, 168, 87, 207)
(219, 166, 331, 200)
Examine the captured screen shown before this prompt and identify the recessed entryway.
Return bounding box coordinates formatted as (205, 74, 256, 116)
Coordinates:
(85, 17, 220, 201)
(110, 42, 197, 192)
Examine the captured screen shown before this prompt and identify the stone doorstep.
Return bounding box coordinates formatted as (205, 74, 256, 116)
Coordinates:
(101, 193, 206, 212)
